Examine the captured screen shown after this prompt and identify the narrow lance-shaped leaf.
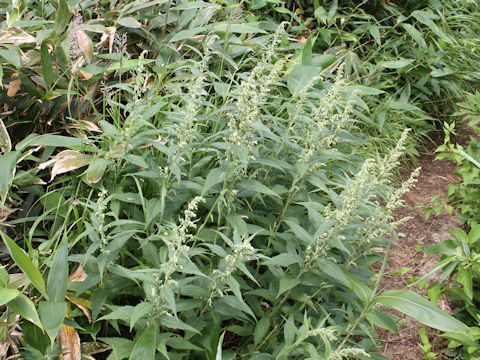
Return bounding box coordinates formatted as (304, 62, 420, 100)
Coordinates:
(0, 230, 47, 298)
(375, 290, 468, 333)
(47, 242, 68, 302)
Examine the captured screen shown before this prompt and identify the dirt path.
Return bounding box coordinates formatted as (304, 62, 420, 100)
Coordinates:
(378, 150, 461, 359)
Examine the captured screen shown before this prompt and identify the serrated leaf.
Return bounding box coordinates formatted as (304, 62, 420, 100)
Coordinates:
(130, 302, 153, 331)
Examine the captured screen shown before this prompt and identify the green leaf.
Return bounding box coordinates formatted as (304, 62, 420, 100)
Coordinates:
(277, 277, 300, 297)
(47, 242, 68, 302)
(456, 267, 473, 301)
(159, 315, 200, 334)
(263, 253, 302, 267)
(130, 302, 153, 331)
(1, 231, 47, 298)
(0, 151, 18, 203)
(38, 301, 67, 343)
(0, 49, 20, 68)
(8, 294, 42, 328)
(215, 332, 225, 360)
(117, 17, 142, 28)
(254, 317, 270, 346)
(170, 27, 207, 42)
(106, 59, 155, 71)
(54, 0, 70, 37)
(237, 179, 281, 198)
(0, 288, 20, 305)
(287, 65, 320, 96)
(202, 167, 226, 195)
(129, 322, 157, 360)
(212, 23, 267, 34)
(16, 134, 88, 151)
(375, 290, 468, 333)
(366, 309, 398, 334)
(378, 59, 413, 69)
(40, 42, 53, 88)
(401, 23, 427, 48)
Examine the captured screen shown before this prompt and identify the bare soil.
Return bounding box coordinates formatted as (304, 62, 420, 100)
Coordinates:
(377, 149, 461, 359)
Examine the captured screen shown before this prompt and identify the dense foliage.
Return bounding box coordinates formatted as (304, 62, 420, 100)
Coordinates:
(1, 0, 479, 359)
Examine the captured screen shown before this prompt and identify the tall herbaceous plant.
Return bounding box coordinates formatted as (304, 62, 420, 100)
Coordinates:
(0, 21, 428, 360)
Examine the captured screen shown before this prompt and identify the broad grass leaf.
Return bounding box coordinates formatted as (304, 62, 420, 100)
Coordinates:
(54, 0, 70, 37)
(169, 27, 207, 42)
(39, 150, 93, 181)
(0, 151, 18, 203)
(378, 59, 413, 69)
(0, 49, 20, 68)
(375, 290, 469, 333)
(16, 134, 88, 150)
(212, 23, 267, 34)
(38, 301, 68, 343)
(0, 118, 11, 152)
(0, 230, 47, 298)
(401, 23, 427, 48)
(411, 10, 452, 44)
(129, 322, 156, 360)
(60, 324, 81, 360)
(40, 42, 53, 88)
(85, 159, 110, 183)
(0, 288, 20, 305)
(8, 294, 42, 328)
(107, 59, 155, 71)
(47, 242, 68, 302)
(116, 17, 142, 28)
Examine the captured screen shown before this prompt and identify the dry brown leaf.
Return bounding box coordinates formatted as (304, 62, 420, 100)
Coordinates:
(68, 265, 87, 283)
(0, 206, 15, 223)
(0, 118, 11, 152)
(76, 30, 91, 59)
(66, 294, 92, 323)
(60, 324, 81, 360)
(0, 29, 36, 46)
(38, 150, 92, 181)
(107, 26, 116, 54)
(7, 73, 21, 97)
(78, 70, 94, 80)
